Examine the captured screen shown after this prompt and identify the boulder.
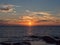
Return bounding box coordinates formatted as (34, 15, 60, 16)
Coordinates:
(0, 42, 11, 45)
(56, 40, 60, 45)
(42, 36, 56, 44)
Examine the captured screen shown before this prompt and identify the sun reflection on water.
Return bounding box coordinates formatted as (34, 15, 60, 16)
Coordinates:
(27, 26, 33, 36)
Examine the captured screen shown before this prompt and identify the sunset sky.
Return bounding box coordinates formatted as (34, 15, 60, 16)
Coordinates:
(0, 0, 60, 26)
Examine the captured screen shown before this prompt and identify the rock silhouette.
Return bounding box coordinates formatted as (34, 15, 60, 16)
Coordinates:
(25, 35, 41, 41)
(0, 42, 11, 45)
(0, 41, 31, 45)
(25, 35, 60, 45)
(56, 40, 60, 45)
(0, 36, 60, 45)
(42, 36, 56, 44)
(13, 43, 21, 45)
(22, 41, 31, 45)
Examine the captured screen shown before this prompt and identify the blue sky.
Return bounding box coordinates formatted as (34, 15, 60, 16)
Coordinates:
(0, 0, 60, 25)
(0, 0, 60, 13)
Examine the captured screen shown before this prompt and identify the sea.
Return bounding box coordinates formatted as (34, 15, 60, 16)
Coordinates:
(0, 26, 60, 45)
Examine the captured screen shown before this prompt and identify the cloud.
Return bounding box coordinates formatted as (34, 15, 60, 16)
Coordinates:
(0, 8, 14, 13)
(19, 10, 60, 23)
(0, 10, 60, 26)
(0, 20, 8, 22)
(0, 4, 21, 13)
(0, 4, 13, 13)
(0, 19, 19, 25)
(15, 6, 22, 7)
(25, 10, 30, 12)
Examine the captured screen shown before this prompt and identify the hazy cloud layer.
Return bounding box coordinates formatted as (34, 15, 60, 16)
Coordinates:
(0, 10, 60, 25)
(19, 10, 60, 23)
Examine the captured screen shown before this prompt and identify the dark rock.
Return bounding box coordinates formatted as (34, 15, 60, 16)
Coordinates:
(29, 35, 39, 38)
(26, 35, 42, 39)
(25, 35, 42, 41)
(0, 41, 31, 45)
(56, 40, 60, 45)
(54, 37, 60, 39)
(42, 36, 56, 44)
(0, 42, 11, 45)
(22, 41, 31, 45)
(13, 43, 21, 45)
(27, 35, 40, 38)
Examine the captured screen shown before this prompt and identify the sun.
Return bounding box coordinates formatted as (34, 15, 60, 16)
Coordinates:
(19, 21, 34, 26)
(20, 20, 35, 26)
(28, 21, 32, 26)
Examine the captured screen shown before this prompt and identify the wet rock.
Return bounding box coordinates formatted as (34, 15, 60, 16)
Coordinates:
(0, 42, 11, 45)
(42, 36, 56, 44)
(25, 35, 42, 41)
(56, 40, 60, 45)
(0, 41, 31, 45)
(29, 35, 40, 38)
(22, 41, 31, 45)
(54, 37, 60, 39)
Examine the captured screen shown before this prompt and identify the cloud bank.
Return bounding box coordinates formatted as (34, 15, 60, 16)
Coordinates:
(0, 4, 21, 13)
(0, 10, 60, 26)
(19, 10, 60, 23)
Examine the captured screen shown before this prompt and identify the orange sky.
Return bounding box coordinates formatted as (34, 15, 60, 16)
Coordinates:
(0, 11, 60, 26)
(2, 19, 60, 26)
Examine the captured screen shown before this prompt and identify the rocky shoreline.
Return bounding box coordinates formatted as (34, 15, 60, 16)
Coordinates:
(0, 35, 60, 45)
